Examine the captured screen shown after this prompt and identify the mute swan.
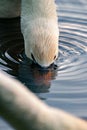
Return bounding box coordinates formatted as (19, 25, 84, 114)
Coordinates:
(0, 0, 59, 67)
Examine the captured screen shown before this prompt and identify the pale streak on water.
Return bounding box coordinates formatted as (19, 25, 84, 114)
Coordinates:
(0, 0, 87, 129)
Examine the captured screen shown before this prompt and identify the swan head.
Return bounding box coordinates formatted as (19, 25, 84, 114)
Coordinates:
(23, 21, 59, 67)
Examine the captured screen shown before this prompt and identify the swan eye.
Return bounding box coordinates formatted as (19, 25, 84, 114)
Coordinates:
(31, 53, 36, 62)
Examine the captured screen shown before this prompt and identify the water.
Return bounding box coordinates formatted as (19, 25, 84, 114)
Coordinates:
(0, 0, 87, 129)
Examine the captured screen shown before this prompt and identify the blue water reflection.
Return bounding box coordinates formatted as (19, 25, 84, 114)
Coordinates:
(0, 0, 87, 129)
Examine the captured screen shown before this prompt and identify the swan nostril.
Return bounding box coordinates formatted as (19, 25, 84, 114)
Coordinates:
(54, 55, 56, 60)
(31, 53, 36, 63)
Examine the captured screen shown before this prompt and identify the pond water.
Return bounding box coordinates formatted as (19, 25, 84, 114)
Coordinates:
(0, 0, 87, 129)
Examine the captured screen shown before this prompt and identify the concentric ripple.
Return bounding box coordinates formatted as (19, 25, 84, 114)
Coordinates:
(0, 2, 87, 129)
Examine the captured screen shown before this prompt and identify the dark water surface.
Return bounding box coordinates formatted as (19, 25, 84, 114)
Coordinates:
(0, 0, 87, 129)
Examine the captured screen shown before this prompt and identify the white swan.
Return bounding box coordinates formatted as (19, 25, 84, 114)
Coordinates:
(0, 0, 59, 67)
(0, 71, 87, 130)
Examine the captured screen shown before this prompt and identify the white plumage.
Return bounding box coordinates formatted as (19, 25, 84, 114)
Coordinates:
(0, 0, 59, 67)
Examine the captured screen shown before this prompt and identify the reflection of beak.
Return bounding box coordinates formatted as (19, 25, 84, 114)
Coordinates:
(33, 68, 52, 86)
(19, 59, 58, 93)
(31, 63, 58, 88)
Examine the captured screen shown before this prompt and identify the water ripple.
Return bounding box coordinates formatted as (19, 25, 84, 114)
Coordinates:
(0, 0, 87, 123)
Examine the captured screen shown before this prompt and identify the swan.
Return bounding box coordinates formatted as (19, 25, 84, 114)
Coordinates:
(0, 71, 87, 130)
(0, 0, 59, 67)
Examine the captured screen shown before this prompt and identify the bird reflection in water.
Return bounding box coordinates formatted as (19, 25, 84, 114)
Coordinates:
(18, 56, 58, 93)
